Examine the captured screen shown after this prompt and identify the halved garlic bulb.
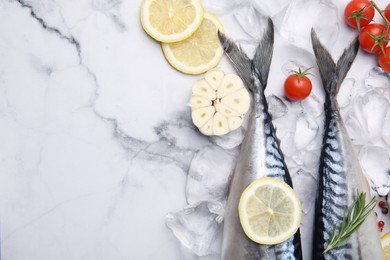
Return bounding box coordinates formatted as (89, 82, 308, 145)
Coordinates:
(190, 70, 250, 136)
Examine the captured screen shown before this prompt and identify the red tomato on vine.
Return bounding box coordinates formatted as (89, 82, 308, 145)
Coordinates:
(384, 4, 390, 22)
(284, 68, 312, 101)
(359, 23, 389, 54)
(344, 0, 375, 30)
(378, 47, 390, 72)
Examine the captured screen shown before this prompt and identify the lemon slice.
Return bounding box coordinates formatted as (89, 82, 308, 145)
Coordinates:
(140, 0, 204, 43)
(238, 177, 302, 245)
(381, 231, 390, 259)
(161, 12, 224, 75)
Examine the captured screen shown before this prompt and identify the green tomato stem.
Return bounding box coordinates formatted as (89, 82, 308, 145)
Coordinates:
(294, 67, 313, 82)
(370, 1, 390, 27)
(349, 6, 373, 31)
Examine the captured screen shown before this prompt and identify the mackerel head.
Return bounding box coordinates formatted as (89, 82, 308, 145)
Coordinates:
(311, 30, 384, 259)
(218, 19, 302, 260)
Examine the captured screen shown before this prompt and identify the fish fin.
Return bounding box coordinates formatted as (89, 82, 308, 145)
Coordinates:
(218, 31, 253, 91)
(336, 36, 359, 86)
(311, 29, 337, 95)
(311, 29, 359, 97)
(252, 18, 274, 89)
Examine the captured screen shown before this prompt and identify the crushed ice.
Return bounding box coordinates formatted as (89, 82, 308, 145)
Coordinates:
(359, 146, 390, 196)
(166, 202, 222, 256)
(186, 145, 237, 205)
(166, 0, 390, 257)
(279, 0, 339, 51)
(267, 95, 288, 119)
(344, 67, 390, 196)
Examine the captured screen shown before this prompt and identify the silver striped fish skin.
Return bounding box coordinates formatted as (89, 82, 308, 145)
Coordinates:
(311, 30, 384, 260)
(218, 19, 302, 260)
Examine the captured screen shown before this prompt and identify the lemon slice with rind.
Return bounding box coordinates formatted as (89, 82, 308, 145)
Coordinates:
(140, 0, 204, 43)
(239, 177, 302, 245)
(161, 12, 224, 75)
(381, 231, 390, 259)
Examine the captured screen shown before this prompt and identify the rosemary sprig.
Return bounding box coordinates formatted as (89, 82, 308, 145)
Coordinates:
(323, 191, 377, 254)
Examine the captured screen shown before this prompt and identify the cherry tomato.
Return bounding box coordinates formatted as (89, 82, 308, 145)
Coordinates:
(378, 47, 390, 72)
(344, 0, 375, 30)
(284, 69, 312, 101)
(379, 201, 386, 208)
(359, 23, 389, 54)
(385, 4, 390, 23)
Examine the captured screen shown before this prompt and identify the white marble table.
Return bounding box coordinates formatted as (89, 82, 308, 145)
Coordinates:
(1, 0, 389, 259)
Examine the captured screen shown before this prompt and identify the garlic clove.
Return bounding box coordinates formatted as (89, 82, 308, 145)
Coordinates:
(192, 79, 217, 100)
(215, 102, 241, 117)
(200, 118, 213, 135)
(213, 112, 230, 136)
(217, 74, 244, 99)
(205, 70, 225, 90)
(190, 95, 212, 109)
(191, 106, 215, 127)
(221, 88, 250, 114)
(228, 116, 243, 131)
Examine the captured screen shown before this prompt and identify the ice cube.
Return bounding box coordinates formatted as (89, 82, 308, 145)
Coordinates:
(338, 78, 355, 108)
(291, 151, 304, 168)
(267, 94, 288, 119)
(285, 98, 304, 115)
(280, 131, 301, 169)
(280, 131, 297, 158)
(210, 127, 245, 150)
(359, 146, 390, 196)
(345, 118, 369, 147)
(279, 0, 338, 51)
(234, 4, 268, 41)
(180, 239, 222, 260)
(273, 107, 299, 140)
(207, 200, 226, 223)
(166, 202, 221, 256)
(202, 0, 245, 15)
(364, 67, 390, 104)
(186, 146, 236, 205)
(383, 107, 390, 147)
(294, 112, 319, 150)
(274, 95, 322, 171)
(352, 90, 388, 143)
(283, 93, 323, 121)
(291, 168, 318, 214)
(301, 149, 321, 174)
(301, 93, 323, 119)
(365, 67, 390, 89)
(289, 149, 321, 172)
(204, 0, 291, 17)
(251, 0, 292, 17)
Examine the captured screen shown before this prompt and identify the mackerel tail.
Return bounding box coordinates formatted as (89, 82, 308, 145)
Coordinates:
(218, 18, 302, 260)
(311, 29, 384, 260)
